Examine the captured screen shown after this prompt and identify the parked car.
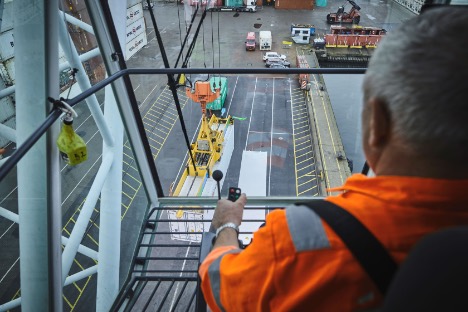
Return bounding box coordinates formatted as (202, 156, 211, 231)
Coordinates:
(263, 51, 287, 62)
(269, 63, 288, 69)
(266, 58, 291, 68)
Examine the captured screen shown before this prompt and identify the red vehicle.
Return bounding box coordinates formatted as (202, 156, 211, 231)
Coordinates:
(327, 0, 361, 24)
(245, 32, 256, 51)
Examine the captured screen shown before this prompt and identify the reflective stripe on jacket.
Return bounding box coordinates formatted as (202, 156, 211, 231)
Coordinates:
(199, 174, 468, 311)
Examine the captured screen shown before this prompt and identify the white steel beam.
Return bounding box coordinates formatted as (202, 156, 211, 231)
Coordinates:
(96, 4, 125, 309)
(85, 0, 159, 208)
(97, 86, 124, 311)
(0, 206, 18, 222)
(61, 151, 114, 285)
(0, 48, 101, 99)
(0, 265, 98, 311)
(59, 11, 95, 35)
(14, 0, 63, 310)
(61, 236, 98, 260)
(58, 47, 101, 72)
(0, 156, 9, 166)
(57, 14, 114, 148)
(0, 48, 100, 102)
(0, 85, 14, 99)
(64, 265, 98, 286)
(0, 123, 16, 142)
(0, 207, 98, 260)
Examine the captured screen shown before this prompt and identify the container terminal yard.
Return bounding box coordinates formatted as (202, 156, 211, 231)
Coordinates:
(0, 0, 416, 310)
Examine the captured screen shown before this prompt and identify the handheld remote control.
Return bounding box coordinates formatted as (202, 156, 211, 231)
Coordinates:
(228, 187, 241, 202)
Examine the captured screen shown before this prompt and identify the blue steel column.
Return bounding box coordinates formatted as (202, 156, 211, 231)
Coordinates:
(14, 0, 62, 311)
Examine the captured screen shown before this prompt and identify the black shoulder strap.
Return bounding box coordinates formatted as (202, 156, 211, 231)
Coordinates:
(299, 200, 398, 295)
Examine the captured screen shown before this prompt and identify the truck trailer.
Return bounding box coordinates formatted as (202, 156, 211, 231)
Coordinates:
(207, 0, 257, 12)
(206, 76, 228, 111)
(259, 30, 272, 51)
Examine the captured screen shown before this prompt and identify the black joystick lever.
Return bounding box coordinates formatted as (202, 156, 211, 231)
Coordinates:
(212, 170, 223, 200)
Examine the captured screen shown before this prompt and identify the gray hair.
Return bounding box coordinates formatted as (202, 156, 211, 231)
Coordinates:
(363, 7, 468, 158)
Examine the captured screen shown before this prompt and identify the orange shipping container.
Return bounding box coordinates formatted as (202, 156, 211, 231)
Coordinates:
(275, 0, 314, 10)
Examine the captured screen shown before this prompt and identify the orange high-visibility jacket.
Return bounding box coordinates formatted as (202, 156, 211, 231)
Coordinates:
(200, 174, 468, 311)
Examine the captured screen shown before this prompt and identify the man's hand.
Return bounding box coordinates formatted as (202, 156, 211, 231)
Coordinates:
(211, 193, 247, 230)
(210, 193, 247, 249)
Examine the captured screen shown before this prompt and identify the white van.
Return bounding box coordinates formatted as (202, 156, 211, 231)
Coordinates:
(259, 31, 272, 51)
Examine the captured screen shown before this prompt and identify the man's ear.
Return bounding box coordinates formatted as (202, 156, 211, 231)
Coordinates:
(367, 98, 391, 148)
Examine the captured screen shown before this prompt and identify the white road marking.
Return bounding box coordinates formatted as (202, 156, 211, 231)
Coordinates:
(244, 77, 258, 151)
(139, 84, 159, 108)
(289, 81, 298, 196)
(0, 188, 17, 206)
(0, 222, 15, 240)
(225, 76, 239, 117)
(0, 257, 19, 285)
(249, 130, 289, 135)
(268, 78, 275, 196)
(61, 155, 103, 205)
(169, 244, 192, 311)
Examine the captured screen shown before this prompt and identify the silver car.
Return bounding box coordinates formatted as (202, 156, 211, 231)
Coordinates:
(265, 59, 291, 68)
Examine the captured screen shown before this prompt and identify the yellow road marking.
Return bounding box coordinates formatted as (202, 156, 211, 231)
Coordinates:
(151, 106, 178, 118)
(298, 185, 318, 195)
(147, 131, 167, 142)
(297, 156, 313, 165)
(290, 85, 319, 197)
(122, 150, 133, 159)
(296, 129, 310, 136)
(295, 140, 311, 147)
(73, 282, 82, 292)
(298, 172, 316, 180)
(63, 294, 73, 309)
(317, 84, 345, 187)
(123, 160, 138, 171)
(68, 276, 93, 311)
(123, 172, 141, 184)
(123, 180, 138, 192)
(86, 233, 99, 247)
(298, 179, 316, 188)
(297, 164, 313, 172)
(122, 191, 132, 200)
(147, 110, 177, 122)
(74, 258, 85, 270)
(293, 120, 309, 127)
(121, 184, 142, 220)
(295, 124, 309, 131)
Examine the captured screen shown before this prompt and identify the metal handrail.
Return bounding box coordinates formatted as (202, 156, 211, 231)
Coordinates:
(0, 66, 365, 182)
(111, 200, 329, 311)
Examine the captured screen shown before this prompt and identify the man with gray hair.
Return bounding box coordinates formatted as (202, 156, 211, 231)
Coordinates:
(200, 7, 468, 312)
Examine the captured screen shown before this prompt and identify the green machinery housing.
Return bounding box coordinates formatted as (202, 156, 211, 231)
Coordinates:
(206, 76, 228, 111)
